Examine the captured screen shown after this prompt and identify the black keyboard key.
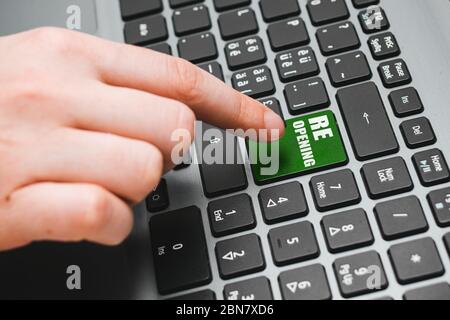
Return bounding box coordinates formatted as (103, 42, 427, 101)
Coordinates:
(352, 0, 379, 8)
(150, 206, 212, 294)
(389, 238, 444, 285)
(374, 196, 428, 241)
(207, 194, 256, 237)
(173, 4, 211, 36)
(310, 169, 361, 212)
(279, 264, 332, 300)
(224, 277, 273, 300)
(404, 283, 450, 300)
(225, 36, 267, 71)
(389, 87, 424, 118)
(267, 18, 310, 52)
(260, 0, 301, 22)
(268, 222, 320, 266)
(259, 97, 284, 119)
(321, 209, 374, 253)
(258, 181, 309, 224)
(333, 251, 388, 298)
(428, 188, 450, 227)
(196, 123, 248, 198)
(124, 15, 168, 46)
(400, 117, 436, 149)
(146, 179, 169, 213)
(337, 82, 399, 161)
(214, 0, 251, 12)
(120, 0, 163, 20)
(275, 47, 319, 83)
(413, 149, 450, 187)
(307, 0, 350, 26)
(361, 157, 414, 199)
(358, 6, 390, 34)
(368, 32, 400, 60)
(215, 234, 265, 280)
(199, 61, 224, 81)
(285, 77, 330, 115)
(173, 150, 192, 170)
(178, 32, 218, 64)
(316, 21, 360, 56)
(231, 66, 275, 99)
(445, 233, 450, 256)
(147, 43, 172, 55)
(326, 51, 372, 87)
(219, 8, 258, 40)
(170, 0, 203, 9)
(374, 296, 393, 301)
(171, 290, 216, 300)
(378, 59, 412, 88)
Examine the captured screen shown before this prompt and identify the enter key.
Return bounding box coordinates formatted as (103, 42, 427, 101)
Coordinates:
(336, 82, 399, 161)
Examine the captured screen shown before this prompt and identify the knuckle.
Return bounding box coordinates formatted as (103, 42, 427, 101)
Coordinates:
(27, 27, 86, 59)
(14, 80, 50, 103)
(81, 187, 112, 233)
(29, 27, 70, 50)
(172, 58, 203, 104)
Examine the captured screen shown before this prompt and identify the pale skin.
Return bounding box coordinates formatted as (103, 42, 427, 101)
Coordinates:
(0, 27, 285, 251)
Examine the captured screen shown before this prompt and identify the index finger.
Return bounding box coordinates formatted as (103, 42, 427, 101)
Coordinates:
(89, 36, 285, 140)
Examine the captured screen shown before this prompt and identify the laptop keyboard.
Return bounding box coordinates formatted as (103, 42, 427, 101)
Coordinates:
(120, 0, 450, 300)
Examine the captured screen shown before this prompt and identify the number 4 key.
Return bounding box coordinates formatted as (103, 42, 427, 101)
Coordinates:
(258, 181, 309, 224)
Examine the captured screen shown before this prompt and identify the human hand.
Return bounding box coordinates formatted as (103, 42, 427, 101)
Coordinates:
(0, 28, 284, 251)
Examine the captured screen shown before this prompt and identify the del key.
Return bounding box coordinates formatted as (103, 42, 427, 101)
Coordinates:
(337, 82, 398, 161)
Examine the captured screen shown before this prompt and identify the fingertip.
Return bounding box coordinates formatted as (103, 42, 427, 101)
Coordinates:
(263, 110, 285, 141)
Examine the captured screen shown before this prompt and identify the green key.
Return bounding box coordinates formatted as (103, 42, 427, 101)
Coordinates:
(248, 110, 348, 185)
